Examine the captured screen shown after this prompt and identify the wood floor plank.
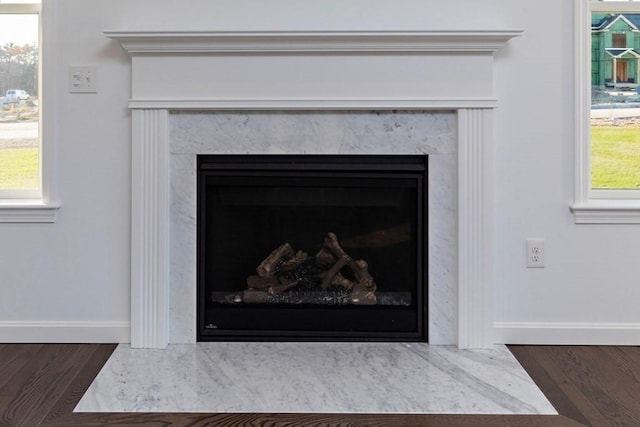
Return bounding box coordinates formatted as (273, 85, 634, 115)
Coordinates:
(0, 344, 44, 392)
(618, 346, 640, 368)
(42, 413, 582, 427)
(44, 344, 116, 424)
(570, 346, 640, 426)
(0, 344, 79, 425)
(0, 344, 100, 426)
(508, 345, 590, 426)
(542, 345, 640, 427)
(524, 346, 611, 426)
(606, 346, 640, 383)
(0, 344, 60, 416)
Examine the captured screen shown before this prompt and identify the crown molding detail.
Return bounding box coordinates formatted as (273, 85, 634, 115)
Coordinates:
(126, 98, 498, 110)
(105, 30, 522, 54)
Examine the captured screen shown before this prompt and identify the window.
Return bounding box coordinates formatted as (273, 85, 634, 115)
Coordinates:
(0, 0, 57, 222)
(573, 0, 640, 223)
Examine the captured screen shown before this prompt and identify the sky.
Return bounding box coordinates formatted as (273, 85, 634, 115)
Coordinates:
(0, 14, 38, 47)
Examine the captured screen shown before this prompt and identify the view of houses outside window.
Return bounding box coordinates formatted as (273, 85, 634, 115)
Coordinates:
(0, 10, 39, 197)
(591, 0, 640, 191)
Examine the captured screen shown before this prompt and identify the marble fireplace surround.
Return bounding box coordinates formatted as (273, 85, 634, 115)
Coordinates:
(107, 29, 522, 349)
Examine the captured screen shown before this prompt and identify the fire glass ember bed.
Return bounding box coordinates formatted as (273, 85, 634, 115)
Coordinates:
(197, 155, 427, 341)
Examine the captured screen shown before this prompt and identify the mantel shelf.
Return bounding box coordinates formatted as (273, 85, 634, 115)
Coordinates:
(105, 30, 522, 54)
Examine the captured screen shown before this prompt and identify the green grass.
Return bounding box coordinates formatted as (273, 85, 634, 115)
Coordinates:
(0, 147, 39, 190)
(591, 126, 640, 189)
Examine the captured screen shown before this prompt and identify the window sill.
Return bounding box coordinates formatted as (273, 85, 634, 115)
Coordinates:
(571, 200, 640, 224)
(0, 200, 60, 223)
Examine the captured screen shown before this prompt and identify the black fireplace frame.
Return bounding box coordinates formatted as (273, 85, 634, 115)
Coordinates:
(197, 155, 428, 342)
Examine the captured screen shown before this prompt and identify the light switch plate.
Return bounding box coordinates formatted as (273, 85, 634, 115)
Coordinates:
(69, 66, 97, 93)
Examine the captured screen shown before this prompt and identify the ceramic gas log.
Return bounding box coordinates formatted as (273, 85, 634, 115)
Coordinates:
(244, 233, 377, 305)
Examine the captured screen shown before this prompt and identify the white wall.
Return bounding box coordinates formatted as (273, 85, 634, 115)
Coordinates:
(1, 0, 638, 344)
(493, 0, 640, 344)
(0, 0, 133, 342)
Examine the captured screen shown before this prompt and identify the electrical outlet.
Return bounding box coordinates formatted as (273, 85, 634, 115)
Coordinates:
(526, 238, 545, 268)
(69, 66, 97, 93)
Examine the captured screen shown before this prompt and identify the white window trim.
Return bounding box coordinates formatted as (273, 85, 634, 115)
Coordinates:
(572, 0, 640, 224)
(0, 1, 59, 223)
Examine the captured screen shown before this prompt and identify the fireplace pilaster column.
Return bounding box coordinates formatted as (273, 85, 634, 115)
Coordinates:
(457, 108, 494, 349)
(131, 109, 170, 349)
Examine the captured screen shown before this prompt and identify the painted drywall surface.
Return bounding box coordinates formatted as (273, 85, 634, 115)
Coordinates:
(492, 0, 640, 328)
(1, 0, 638, 341)
(0, 1, 132, 324)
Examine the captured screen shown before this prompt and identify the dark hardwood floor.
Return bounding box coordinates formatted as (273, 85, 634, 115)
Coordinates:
(2, 344, 638, 426)
(510, 345, 640, 427)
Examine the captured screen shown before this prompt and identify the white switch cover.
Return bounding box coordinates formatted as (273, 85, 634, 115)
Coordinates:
(69, 66, 97, 93)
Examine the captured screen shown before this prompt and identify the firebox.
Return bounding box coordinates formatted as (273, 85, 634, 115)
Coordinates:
(197, 155, 427, 341)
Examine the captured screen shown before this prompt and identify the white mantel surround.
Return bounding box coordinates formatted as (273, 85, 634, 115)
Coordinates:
(107, 30, 521, 349)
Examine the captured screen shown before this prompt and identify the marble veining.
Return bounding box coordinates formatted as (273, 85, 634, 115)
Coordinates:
(170, 110, 457, 156)
(168, 111, 458, 344)
(75, 343, 557, 414)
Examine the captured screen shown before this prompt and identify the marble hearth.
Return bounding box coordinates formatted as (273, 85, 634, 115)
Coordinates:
(76, 343, 557, 414)
(106, 30, 523, 348)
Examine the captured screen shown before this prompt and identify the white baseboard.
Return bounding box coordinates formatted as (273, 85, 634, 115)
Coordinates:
(494, 322, 640, 345)
(0, 321, 130, 343)
(3, 320, 638, 345)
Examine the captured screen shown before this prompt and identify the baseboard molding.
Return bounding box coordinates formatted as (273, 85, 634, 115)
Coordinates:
(0, 321, 130, 343)
(494, 322, 640, 345)
(3, 320, 638, 345)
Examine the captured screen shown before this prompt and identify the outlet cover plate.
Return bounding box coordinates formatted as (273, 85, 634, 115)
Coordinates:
(526, 238, 545, 268)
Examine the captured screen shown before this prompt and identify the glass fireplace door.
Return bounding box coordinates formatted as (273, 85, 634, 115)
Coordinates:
(197, 155, 427, 341)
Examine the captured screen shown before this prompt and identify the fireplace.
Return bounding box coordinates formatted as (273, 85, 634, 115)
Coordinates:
(197, 155, 427, 340)
(107, 29, 521, 348)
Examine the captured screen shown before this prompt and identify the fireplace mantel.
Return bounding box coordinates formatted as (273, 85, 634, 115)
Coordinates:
(107, 29, 521, 349)
(105, 30, 519, 53)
